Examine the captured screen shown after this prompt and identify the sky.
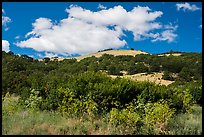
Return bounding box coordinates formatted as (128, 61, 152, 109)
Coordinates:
(2, 2, 202, 59)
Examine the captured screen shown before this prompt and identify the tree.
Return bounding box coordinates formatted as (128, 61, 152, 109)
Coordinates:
(107, 64, 122, 75)
(127, 64, 137, 75)
(162, 71, 174, 81)
(43, 57, 50, 63)
(178, 67, 192, 82)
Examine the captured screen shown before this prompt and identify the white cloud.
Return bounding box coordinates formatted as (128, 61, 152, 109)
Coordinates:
(2, 16, 11, 26)
(2, 9, 11, 31)
(176, 2, 200, 11)
(44, 52, 58, 58)
(2, 40, 10, 52)
(98, 4, 107, 10)
(152, 24, 178, 43)
(15, 35, 20, 39)
(164, 24, 178, 31)
(199, 24, 202, 29)
(26, 18, 53, 37)
(27, 54, 35, 58)
(16, 17, 126, 56)
(16, 5, 177, 56)
(66, 5, 163, 41)
(152, 30, 177, 43)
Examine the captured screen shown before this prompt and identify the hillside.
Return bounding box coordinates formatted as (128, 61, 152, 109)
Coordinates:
(110, 72, 174, 86)
(75, 50, 149, 61)
(2, 51, 202, 135)
(49, 50, 149, 61)
(48, 50, 184, 62)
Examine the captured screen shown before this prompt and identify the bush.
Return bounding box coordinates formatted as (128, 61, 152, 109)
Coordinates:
(57, 87, 98, 118)
(108, 107, 141, 134)
(162, 71, 174, 81)
(24, 89, 43, 111)
(143, 100, 176, 134)
(2, 92, 22, 115)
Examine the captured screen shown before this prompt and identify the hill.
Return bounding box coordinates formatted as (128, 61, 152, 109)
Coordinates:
(49, 50, 149, 61)
(48, 50, 184, 62)
(75, 50, 149, 61)
(2, 51, 202, 135)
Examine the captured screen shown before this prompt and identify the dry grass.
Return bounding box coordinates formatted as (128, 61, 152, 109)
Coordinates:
(45, 50, 149, 62)
(75, 50, 149, 61)
(157, 53, 182, 57)
(40, 50, 182, 62)
(110, 72, 174, 86)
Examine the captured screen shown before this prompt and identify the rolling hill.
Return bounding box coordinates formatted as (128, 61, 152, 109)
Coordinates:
(49, 50, 149, 61)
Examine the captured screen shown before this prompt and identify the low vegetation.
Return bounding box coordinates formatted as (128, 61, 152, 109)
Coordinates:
(2, 50, 202, 135)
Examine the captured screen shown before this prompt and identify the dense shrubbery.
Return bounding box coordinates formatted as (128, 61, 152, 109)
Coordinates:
(14, 71, 197, 134)
(2, 51, 202, 135)
(2, 51, 202, 97)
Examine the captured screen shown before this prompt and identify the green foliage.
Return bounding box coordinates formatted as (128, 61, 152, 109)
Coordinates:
(2, 92, 21, 115)
(43, 57, 50, 63)
(2, 51, 202, 135)
(24, 89, 43, 111)
(178, 67, 192, 82)
(108, 107, 142, 135)
(167, 87, 193, 113)
(169, 81, 202, 105)
(109, 108, 140, 127)
(162, 71, 174, 81)
(144, 100, 175, 130)
(107, 64, 122, 75)
(167, 105, 202, 135)
(57, 87, 98, 118)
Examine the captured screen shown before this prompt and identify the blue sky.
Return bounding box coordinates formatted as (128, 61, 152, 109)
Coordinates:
(2, 2, 202, 59)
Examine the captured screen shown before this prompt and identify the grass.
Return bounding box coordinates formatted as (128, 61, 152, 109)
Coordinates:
(2, 94, 202, 135)
(167, 105, 202, 135)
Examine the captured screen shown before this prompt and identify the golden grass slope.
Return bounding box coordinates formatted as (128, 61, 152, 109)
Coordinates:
(75, 50, 149, 61)
(110, 72, 174, 86)
(46, 50, 148, 61)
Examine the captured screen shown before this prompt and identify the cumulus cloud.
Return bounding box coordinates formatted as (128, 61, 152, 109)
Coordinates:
(16, 17, 126, 56)
(98, 4, 107, 10)
(25, 18, 53, 37)
(176, 2, 200, 11)
(152, 24, 178, 43)
(152, 30, 177, 43)
(2, 40, 10, 52)
(16, 5, 177, 56)
(66, 5, 163, 41)
(2, 9, 11, 31)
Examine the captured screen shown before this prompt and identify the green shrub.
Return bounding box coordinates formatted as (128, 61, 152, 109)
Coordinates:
(108, 107, 141, 134)
(2, 92, 21, 115)
(143, 100, 176, 134)
(168, 86, 193, 113)
(24, 89, 43, 111)
(57, 87, 98, 118)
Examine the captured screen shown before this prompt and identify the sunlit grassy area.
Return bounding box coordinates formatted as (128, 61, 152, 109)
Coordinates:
(2, 94, 202, 135)
(167, 105, 202, 135)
